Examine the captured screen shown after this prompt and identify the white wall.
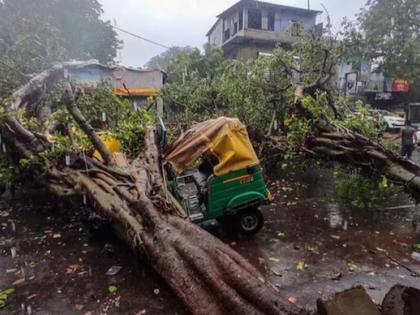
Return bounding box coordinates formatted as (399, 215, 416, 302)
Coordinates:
(209, 19, 224, 46)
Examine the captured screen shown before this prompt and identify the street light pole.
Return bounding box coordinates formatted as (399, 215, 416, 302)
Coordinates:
(308, 0, 310, 9)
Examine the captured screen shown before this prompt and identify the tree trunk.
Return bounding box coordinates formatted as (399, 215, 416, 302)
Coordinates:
(304, 119, 420, 201)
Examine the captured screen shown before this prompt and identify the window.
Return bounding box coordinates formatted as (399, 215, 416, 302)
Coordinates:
(409, 105, 420, 122)
(267, 11, 275, 31)
(248, 9, 262, 29)
(290, 21, 303, 36)
(262, 11, 268, 30)
(224, 29, 230, 41)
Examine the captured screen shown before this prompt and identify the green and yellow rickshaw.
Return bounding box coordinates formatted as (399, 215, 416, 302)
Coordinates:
(163, 117, 272, 236)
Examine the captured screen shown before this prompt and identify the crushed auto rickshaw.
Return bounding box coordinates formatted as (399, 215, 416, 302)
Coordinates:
(162, 117, 272, 236)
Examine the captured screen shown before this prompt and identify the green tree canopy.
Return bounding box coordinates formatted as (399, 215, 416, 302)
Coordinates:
(0, 0, 121, 99)
(356, 0, 420, 99)
(145, 46, 197, 71)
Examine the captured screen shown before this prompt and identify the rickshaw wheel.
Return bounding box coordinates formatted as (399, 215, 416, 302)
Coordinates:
(236, 208, 264, 236)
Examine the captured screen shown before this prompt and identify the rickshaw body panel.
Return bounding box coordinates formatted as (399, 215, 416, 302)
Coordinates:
(203, 166, 269, 222)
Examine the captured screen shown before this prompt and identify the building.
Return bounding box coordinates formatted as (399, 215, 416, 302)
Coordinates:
(336, 60, 411, 113)
(207, 0, 322, 60)
(69, 63, 166, 115)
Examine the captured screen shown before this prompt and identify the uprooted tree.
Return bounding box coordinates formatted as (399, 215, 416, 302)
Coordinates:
(2, 36, 420, 315)
(0, 62, 306, 315)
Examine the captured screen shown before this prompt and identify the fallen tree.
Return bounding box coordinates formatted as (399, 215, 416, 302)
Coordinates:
(2, 41, 420, 315)
(305, 119, 420, 201)
(0, 62, 304, 315)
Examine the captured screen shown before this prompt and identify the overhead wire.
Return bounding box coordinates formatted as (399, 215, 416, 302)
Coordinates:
(112, 25, 170, 49)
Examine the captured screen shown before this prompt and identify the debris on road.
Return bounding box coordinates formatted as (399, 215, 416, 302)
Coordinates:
(317, 287, 380, 315)
(106, 266, 122, 276)
(108, 285, 118, 294)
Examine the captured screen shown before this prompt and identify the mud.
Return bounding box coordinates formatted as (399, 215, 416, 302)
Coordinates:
(1, 154, 420, 314)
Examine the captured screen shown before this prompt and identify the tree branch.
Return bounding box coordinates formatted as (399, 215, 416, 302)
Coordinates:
(62, 81, 115, 166)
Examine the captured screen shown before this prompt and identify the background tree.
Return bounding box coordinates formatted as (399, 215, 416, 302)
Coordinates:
(356, 0, 420, 100)
(0, 0, 121, 99)
(161, 44, 229, 124)
(145, 46, 197, 70)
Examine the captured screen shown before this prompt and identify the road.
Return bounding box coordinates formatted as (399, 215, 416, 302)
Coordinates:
(1, 161, 420, 314)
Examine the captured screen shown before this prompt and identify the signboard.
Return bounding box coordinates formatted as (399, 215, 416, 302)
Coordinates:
(375, 92, 392, 101)
(345, 72, 358, 95)
(392, 79, 410, 93)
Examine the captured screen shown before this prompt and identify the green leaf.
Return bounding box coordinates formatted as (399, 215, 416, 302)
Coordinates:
(108, 285, 117, 294)
(0, 288, 15, 308)
(268, 257, 280, 263)
(1, 288, 15, 296)
(257, 276, 265, 283)
(348, 262, 358, 272)
(271, 268, 282, 277)
(297, 260, 308, 271)
(281, 187, 293, 193)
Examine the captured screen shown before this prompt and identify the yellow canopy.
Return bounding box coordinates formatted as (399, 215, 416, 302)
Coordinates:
(164, 117, 259, 176)
(93, 133, 127, 167)
(113, 87, 158, 97)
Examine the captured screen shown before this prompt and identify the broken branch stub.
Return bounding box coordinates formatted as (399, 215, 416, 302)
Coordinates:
(62, 81, 115, 166)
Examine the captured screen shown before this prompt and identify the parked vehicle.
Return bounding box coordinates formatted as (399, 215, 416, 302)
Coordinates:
(162, 117, 272, 236)
(416, 129, 420, 146)
(371, 110, 405, 130)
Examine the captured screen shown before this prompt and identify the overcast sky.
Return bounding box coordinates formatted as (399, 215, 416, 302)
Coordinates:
(99, 0, 366, 67)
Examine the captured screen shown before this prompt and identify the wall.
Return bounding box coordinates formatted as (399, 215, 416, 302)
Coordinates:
(228, 43, 276, 60)
(208, 19, 223, 46)
(208, 2, 319, 60)
(70, 66, 164, 90)
(222, 11, 241, 42)
(69, 65, 165, 115)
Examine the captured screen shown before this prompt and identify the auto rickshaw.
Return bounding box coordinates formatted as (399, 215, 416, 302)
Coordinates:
(163, 117, 272, 236)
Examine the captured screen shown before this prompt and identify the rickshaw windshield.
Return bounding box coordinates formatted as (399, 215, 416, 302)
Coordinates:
(164, 117, 259, 176)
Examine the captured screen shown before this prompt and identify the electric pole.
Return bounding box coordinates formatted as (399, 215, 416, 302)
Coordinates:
(308, 0, 310, 9)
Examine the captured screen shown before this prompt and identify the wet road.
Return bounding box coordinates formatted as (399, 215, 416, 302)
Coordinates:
(1, 154, 420, 313)
(0, 193, 185, 315)
(230, 165, 420, 310)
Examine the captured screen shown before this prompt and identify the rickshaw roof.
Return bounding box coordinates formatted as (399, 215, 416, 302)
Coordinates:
(164, 117, 259, 176)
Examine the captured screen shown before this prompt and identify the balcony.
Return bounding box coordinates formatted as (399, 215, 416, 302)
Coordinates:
(222, 28, 298, 50)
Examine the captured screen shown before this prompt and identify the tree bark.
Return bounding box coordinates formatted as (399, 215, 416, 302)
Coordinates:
(62, 81, 115, 166)
(304, 119, 420, 201)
